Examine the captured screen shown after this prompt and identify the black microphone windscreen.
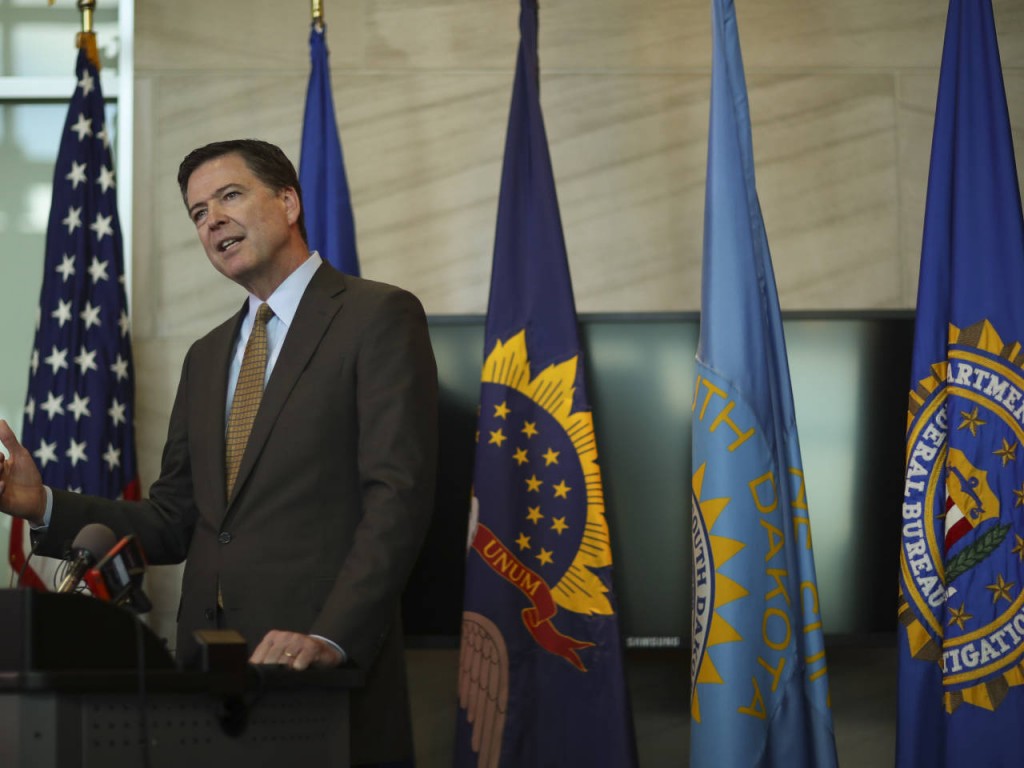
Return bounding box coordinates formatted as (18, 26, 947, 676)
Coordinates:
(56, 524, 119, 594)
(71, 523, 117, 556)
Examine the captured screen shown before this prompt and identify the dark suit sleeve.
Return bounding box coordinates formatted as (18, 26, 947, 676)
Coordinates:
(35, 349, 200, 565)
(309, 288, 438, 666)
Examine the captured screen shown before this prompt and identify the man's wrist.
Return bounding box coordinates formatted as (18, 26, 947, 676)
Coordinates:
(29, 486, 53, 529)
(310, 634, 346, 664)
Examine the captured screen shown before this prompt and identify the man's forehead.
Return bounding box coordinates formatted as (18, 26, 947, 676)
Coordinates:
(186, 153, 254, 204)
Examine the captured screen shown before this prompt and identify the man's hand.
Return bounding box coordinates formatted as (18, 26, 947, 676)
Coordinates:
(0, 420, 47, 526)
(250, 630, 344, 671)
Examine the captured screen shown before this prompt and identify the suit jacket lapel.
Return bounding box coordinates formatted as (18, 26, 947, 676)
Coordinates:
(226, 264, 347, 509)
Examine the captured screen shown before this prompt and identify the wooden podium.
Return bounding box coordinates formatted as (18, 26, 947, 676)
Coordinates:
(0, 590, 362, 767)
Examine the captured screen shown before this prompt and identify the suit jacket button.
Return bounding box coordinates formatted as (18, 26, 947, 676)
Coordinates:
(218, 532, 232, 544)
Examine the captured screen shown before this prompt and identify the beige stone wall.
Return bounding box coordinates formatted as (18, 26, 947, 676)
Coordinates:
(132, 0, 1024, 640)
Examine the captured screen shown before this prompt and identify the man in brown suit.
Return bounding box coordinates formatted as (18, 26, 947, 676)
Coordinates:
(0, 139, 438, 766)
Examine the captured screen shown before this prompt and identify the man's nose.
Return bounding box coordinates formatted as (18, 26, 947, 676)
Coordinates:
(205, 201, 226, 228)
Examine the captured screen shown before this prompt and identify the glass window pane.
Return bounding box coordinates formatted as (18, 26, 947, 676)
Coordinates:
(1, 0, 120, 76)
(0, 102, 62, 433)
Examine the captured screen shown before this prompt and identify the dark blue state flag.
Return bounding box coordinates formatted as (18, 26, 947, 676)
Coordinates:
(299, 22, 360, 276)
(454, 1, 636, 765)
(8, 40, 140, 589)
(897, 2, 1024, 765)
(689, 0, 837, 765)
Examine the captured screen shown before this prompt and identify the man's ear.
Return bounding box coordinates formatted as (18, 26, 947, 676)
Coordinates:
(280, 186, 301, 227)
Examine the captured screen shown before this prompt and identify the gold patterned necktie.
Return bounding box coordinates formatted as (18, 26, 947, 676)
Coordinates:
(225, 302, 273, 498)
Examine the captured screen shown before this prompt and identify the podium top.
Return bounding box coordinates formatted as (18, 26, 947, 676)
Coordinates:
(0, 589, 175, 673)
(0, 590, 363, 694)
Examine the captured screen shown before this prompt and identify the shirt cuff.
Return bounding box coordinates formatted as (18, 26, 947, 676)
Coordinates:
(310, 634, 346, 664)
(29, 486, 54, 530)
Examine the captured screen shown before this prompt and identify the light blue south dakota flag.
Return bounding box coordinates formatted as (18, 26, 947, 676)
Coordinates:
(897, 1, 1024, 766)
(689, 0, 837, 765)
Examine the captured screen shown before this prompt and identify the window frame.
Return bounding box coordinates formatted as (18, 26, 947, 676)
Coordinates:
(0, 1, 134, 303)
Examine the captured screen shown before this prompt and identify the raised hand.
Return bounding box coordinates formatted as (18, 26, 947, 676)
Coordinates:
(0, 420, 47, 526)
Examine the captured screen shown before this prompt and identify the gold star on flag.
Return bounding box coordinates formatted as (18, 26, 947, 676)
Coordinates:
(995, 438, 1018, 466)
(513, 447, 529, 465)
(553, 480, 571, 499)
(525, 474, 543, 492)
(947, 603, 972, 631)
(536, 548, 554, 566)
(515, 533, 531, 550)
(1015, 485, 1024, 508)
(958, 406, 986, 437)
(526, 506, 544, 524)
(493, 401, 511, 420)
(1013, 534, 1024, 562)
(986, 574, 1015, 604)
(522, 421, 538, 438)
(488, 428, 508, 447)
(551, 517, 568, 534)
(542, 447, 560, 466)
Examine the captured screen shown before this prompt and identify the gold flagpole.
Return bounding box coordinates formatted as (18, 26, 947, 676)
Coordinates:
(48, 0, 100, 69)
(76, 0, 100, 69)
(77, 0, 95, 33)
(312, 0, 324, 32)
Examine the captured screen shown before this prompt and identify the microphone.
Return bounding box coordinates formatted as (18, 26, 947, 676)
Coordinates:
(57, 523, 117, 594)
(84, 534, 153, 613)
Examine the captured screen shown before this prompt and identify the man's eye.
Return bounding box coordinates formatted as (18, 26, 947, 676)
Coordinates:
(224, 190, 240, 200)
(193, 210, 206, 224)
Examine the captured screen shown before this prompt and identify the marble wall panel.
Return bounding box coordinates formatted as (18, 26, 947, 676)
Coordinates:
(137, 72, 907, 327)
(338, 70, 709, 314)
(133, 0, 1024, 325)
(131, 76, 158, 340)
(133, 338, 191, 648)
(364, 0, 518, 70)
(327, 72, 512, 314)
(144, 562, 185, 651)
(143, 71, 509, 329)
(135, 0, 363, 72)
(360, 0, 1023, 72)
(143, 70, 705, 317)
(749, 73, 901, 308)
(540, 73, 708, 312)
(133, 338, 192, 488)
(734, 1, 945, 70)
(365, 0, 697, 71)
(723, 0, 1014, 70)
(896, 73, 939, 309)
(992, 1, 1024, 67)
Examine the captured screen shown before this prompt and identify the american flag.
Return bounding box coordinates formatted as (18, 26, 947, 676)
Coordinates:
(8, 43, 140, 590)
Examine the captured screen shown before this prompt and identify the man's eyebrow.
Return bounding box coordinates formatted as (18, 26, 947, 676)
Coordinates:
(187, 183, 242, 216)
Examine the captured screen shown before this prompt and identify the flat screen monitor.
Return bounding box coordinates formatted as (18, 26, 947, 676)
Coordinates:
(402, 312, 914, 646)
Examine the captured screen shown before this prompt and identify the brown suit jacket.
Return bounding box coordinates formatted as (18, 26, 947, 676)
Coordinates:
(40, 263, 439, 764)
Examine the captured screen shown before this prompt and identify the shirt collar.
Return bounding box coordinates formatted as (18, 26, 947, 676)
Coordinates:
(245, 252, 322, 328)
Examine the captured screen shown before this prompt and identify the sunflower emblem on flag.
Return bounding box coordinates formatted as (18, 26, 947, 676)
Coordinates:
(463, 329, 616, 666)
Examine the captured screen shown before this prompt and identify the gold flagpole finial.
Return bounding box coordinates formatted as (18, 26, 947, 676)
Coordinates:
(47, 1, 99, 67)
(312, 0, 324, 31)
(77, 0, 96, 33)
(77, 0, 100, 70)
